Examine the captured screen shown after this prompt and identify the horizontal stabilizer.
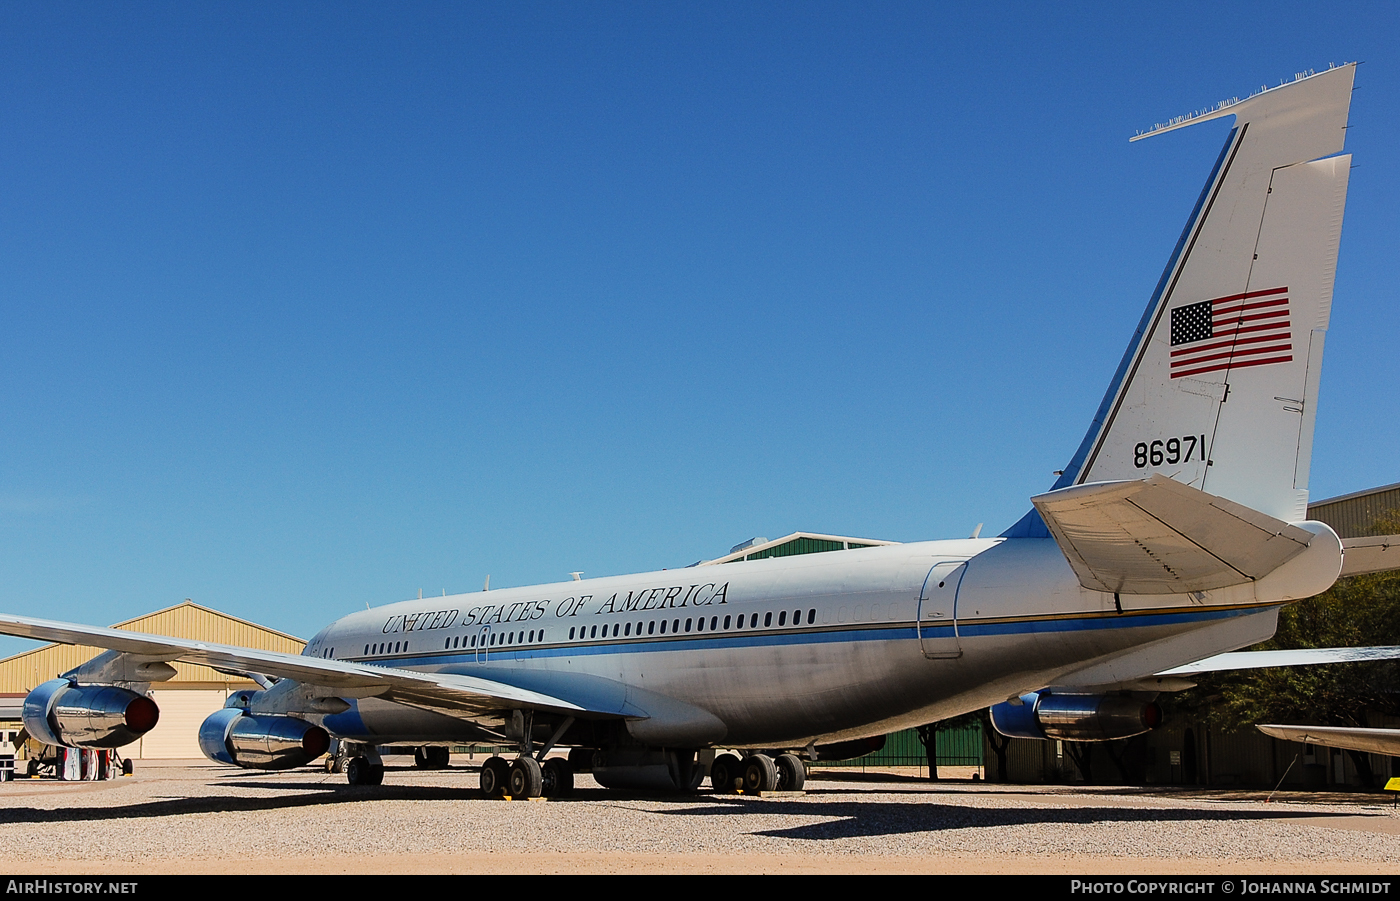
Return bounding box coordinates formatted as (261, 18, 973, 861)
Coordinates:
(1257, 724, 1400, 757)
(1159, 645, 1400, 675)
(1340, 535, 1400, 577)
(1033, 474, 1315, 594)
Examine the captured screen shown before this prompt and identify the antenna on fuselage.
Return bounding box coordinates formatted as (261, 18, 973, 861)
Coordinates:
(570, 572, 583, 581)
(970, 523, 984, 539)
(483, 575, 490, 591)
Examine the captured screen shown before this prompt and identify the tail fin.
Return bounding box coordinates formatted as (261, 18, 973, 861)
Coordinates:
(1053, 65, 1354, 523)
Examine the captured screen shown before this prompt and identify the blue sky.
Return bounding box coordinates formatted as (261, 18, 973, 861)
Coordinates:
(2, 3, 1397, 653)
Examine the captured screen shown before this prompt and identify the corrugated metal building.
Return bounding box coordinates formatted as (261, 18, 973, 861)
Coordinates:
(1307, 482, 1400, 539)
(0, 601, 304, 759)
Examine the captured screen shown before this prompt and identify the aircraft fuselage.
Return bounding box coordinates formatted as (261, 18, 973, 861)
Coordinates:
(305, 530, 1338, 749)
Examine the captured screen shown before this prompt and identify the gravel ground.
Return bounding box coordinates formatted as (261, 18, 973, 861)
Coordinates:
(1, 761, 1397, 874)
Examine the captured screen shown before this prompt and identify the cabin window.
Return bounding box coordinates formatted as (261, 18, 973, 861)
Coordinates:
(648, 621, 655, 635)
(660, 620, 667, 634)
(778, 611, 786, 627)
(723, 615, 731, 629)
(807, 609, 816, 625)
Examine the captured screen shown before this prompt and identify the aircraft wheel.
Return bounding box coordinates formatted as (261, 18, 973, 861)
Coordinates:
(346, 756, 384, 786)
(480, 755, 511, 798)
(509, 756, 543, 799)
(741, 753, 777, 793)
(542, 758, 574, 798)
(775, 753, 806, 791)
(710, 753, 742, 793)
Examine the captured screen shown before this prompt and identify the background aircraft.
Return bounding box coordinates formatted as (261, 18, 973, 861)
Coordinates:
(4, 64, 1396, 797)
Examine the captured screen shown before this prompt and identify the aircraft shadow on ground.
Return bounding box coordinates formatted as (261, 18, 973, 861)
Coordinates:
(0, 775, 1378, 835)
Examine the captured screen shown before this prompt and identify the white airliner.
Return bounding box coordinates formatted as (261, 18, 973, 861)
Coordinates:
(2, 64, 1393, 797)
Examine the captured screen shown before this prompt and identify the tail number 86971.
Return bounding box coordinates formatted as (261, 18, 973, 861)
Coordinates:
(1134, 435, 1206, 469)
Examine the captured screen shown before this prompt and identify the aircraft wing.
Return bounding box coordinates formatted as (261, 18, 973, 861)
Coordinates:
(1257, 724, 1400, 756)
(0, 612, 606, 721)
(1032, 475, 1316, 594)
(1157, 645, 1400, 675)
(1341, 534, 1400, 577)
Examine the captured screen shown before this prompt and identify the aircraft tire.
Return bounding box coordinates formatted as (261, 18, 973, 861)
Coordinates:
(542, 758, 574, 798)
(775, 753, 806, 791)
(346, 756, 384, 786)
(480, 755, 511, 798)
(509, 756, 543, 799)
(710, 753, 741, 793)
(741, 753, 777, 793)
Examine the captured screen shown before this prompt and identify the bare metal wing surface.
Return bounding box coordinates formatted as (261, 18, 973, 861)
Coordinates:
(0, 612, 603, 720)
(1159, 645, 1400, 676)
(1256, 724, 1400, 757)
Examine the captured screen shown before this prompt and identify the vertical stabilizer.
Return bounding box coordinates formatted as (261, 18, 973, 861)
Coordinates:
(1057, 65, 1354, 523)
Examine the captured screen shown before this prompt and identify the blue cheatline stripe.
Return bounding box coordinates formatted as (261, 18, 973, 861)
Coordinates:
(348, 603, 1262, 669)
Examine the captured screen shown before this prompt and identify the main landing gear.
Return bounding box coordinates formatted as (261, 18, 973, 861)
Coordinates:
(710, 751, 806, 793)
(479, 754, 575, 800)
(480, 711, 577, 800)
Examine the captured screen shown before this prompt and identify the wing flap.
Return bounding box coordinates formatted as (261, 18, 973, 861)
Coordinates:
(1032, 474, 1314, 594)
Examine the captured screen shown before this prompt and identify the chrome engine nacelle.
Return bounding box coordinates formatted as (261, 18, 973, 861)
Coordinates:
(198, 708, 330, 770)
(22, 679, 161, 749)
(989, 691, 1162, 742)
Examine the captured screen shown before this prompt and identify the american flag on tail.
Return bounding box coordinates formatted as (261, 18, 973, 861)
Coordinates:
(1169, 286, 1292, 379)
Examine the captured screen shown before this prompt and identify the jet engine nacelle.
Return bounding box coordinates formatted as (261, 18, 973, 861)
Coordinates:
(22, 678, 161, 749)
(198, 708, 330, 770)
(989, 692, 1162, 742)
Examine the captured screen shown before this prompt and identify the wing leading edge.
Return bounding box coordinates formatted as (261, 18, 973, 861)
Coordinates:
(1256, 724, 1400, 757)
(0, 612, 608, 721)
